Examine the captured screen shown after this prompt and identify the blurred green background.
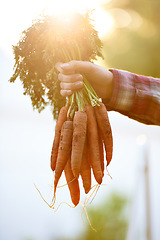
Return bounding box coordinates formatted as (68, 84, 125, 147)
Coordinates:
(101, 0, 160, 78)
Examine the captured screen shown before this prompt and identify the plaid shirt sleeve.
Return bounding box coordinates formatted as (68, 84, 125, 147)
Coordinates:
(103, 69, 160, 125)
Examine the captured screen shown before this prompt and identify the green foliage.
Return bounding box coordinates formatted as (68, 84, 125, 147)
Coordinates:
(79, 193, 128, 240)
(10, 11, 103, 120)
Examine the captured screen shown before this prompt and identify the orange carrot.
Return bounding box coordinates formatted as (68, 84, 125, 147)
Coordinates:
(54, 120, 73, 195)
(94, 103, 113, 166)
(85, 105, 103, 184)
(80, 137, 91, 194)
(50, 106, 68, 171)
(64, 156, 80, 206)
(71, 111, 87, 178)
(98, 129, 104, 177)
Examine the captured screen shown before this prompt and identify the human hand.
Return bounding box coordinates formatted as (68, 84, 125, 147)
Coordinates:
(55, 60, 113, 100)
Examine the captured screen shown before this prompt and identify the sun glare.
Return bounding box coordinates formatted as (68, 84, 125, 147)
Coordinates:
(44, 0, 114, 37)
(45, 0, 105, 15)
(1, 0, 113, 56)
(92, 8, 114, 37)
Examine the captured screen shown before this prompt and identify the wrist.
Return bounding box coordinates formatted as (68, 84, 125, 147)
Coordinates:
(104, 70, 114, 100)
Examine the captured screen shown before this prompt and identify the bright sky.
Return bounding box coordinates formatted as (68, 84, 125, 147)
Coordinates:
(0, 0, 113, 55)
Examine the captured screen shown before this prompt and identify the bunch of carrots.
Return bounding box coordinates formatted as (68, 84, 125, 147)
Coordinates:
(9, 11, 113, 207)
(50, 100, 113, 207)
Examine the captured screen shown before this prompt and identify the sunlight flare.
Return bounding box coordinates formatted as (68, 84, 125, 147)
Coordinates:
(1, 0, 113, 55)
(44, 0, 114, 37)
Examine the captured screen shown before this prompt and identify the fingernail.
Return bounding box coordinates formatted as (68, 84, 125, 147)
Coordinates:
(75, 81, 83, 87)
(61, 63, 70, 69)
(66, 90, 72, 95)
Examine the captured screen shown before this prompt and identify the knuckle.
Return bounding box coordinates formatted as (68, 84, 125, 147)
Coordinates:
(70, 60, 76, 65)
(70, 60, 78, 69)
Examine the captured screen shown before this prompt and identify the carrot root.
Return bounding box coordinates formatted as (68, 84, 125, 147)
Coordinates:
(71, 111, 87, 178)
(85, 105, 103, 184)
(64, 157, 80, 206)
(94, 103, 113, 166)
(54, 120, 73, 196)
(50, 106, 68, 171)
(80, 137, 91, 194)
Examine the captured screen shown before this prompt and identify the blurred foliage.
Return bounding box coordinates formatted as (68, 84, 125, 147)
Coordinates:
(58, 193, 129, 240)
(101, 0, 160, 77)
(78, 193, 128, 240)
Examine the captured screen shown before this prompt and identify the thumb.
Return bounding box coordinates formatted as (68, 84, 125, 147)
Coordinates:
(61, 60, 93, 74)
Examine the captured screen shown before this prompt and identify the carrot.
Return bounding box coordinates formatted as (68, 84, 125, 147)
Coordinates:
(98, 129, 104, 177)
(80, 137, 91, 194)
(85, 105, 103, 184)
(94, 103, 113, 166)
(54, 120, 73, 196)
(71, 111, 87, 178)
(64, 156, 80, 206)
(50, 106, 68, 171)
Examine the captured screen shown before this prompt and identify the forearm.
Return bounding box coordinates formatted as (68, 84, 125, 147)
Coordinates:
(103, 69, 160, 125)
